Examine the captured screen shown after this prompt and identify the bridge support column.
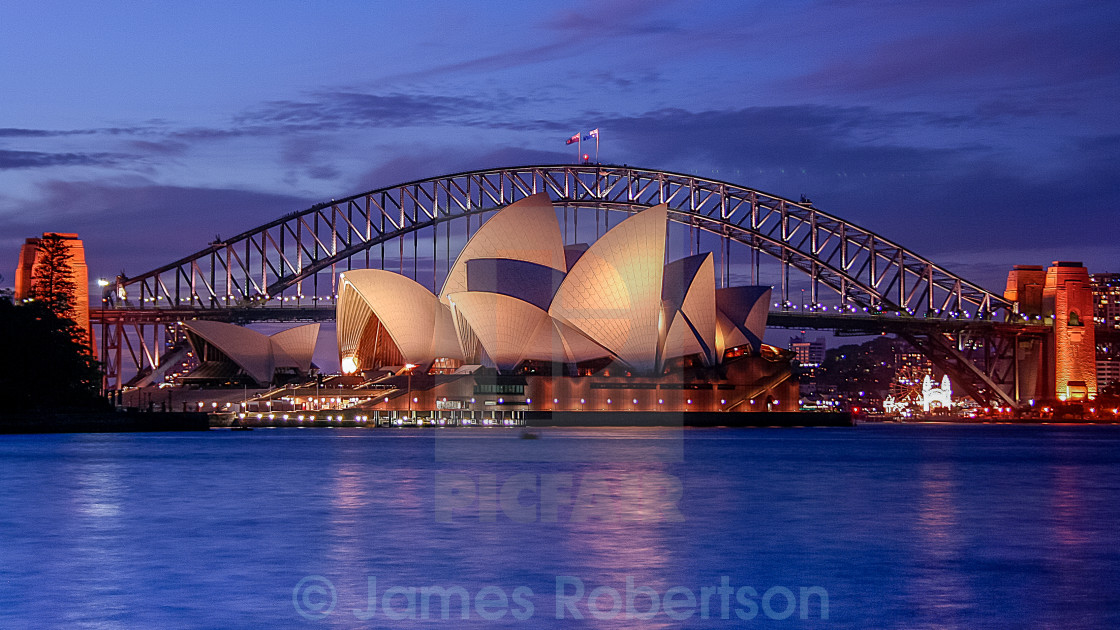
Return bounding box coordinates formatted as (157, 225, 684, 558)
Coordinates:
(1043, 262, 1097, 400)
(1006, 262, 1096, 402)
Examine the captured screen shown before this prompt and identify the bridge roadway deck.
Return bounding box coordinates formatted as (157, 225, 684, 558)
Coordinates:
(766, 311, 1050, 338)
(89, 306, 1051, 338)
(91, 306, 338, 325)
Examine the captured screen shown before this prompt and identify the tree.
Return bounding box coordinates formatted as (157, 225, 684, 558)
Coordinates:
(0, 291, 107, 412)
(28, 233, 84, 345)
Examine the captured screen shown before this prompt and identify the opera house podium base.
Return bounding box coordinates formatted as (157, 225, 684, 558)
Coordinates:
(524, 411, 853, 428)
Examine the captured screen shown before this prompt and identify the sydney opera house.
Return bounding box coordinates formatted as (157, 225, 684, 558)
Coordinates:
(331, 193, 797, 420)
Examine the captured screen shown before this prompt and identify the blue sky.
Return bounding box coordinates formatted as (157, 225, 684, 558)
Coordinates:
(2, 0, 1118, 293)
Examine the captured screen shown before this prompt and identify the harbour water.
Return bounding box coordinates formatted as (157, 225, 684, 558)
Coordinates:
(1, 424, 1117, 628)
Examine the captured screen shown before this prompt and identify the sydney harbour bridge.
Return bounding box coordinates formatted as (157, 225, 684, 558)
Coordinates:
(93, 164, 1051, 408)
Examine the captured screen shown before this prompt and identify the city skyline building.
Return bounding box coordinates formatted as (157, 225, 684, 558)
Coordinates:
(1089, 273, 1120, 329)
(1090, 272, 1120, 388)
(789, 336, 826, 367)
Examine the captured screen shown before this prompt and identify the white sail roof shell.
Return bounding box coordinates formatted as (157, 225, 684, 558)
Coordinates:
(715, 311, 748, 358)
(338, 269, 462, 367)
(550, 204, 668, 373)
(448, 290, 611, 370)
(715, 286, 772, 354)
(439, 192, 566, 302)
(549, 318, 610, 364)
(661, 253, 717, 365)
(184, 320, 288, 385)
(446, 291, 554, 371)
(271, 323, 320, 373)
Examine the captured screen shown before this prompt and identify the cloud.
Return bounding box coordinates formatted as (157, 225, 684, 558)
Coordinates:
(125, 140, 190, 155)
(169, 127, 253, 141)
(0, 128, 96, 138)
(380, 41, 584, 85)
(0, 149, 123, 169)
(0, 125, 164, 139)
(557, 105, 1120, 278)
(234, 92, 505, 131)
(786, 3, 1120, 101)
(599, 105, 989, 177)
(278, 135, 342, 184)
(0, 179, 313, 278)
(546, 0, 682, 37)
(352, 146, 572, 192)
(379, 0, 684, 84)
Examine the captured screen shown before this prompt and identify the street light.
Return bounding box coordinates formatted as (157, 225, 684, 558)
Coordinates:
(404, 363, 417, 419)
(97, 279, 109, 397)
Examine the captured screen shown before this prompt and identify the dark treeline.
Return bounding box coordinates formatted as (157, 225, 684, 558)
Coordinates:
(0, 290, 106, 413)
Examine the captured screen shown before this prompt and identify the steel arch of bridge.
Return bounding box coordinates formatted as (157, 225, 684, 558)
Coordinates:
(110, 164, 1011, 320)
(102, 164, 1048, 407)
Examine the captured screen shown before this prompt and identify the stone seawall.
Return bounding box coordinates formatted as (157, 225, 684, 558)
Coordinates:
(525, 411, 853, 427)
(0, 411, 210, 434)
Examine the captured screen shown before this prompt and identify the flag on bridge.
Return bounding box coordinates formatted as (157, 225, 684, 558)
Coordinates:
(586, 128, 600, 162)
(566, 133, 580, 145)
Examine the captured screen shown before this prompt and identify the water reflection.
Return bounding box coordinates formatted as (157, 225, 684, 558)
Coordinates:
(3, 426, 1119, 628)
(558, 464, 678, 629)
(1048, 460, 1093, 625)
(1051, 464, 1090, 547)
(62, 448, 131, 627)
(330, 467, 369, 512)
(908, 458, 972, 628)
(73, 460, 123, 520)
(324, 457, 372, 630)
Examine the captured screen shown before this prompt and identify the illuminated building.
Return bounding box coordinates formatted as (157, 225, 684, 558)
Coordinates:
(335, 193, 795, 415)
(1099, 361, 1120, 388)
(1090, 272, 1120, 388)
(789, 335, 826, 397)
(14, 232, 91, 346)
(1090, 273, 1120, 329)
(789, 336, 826, 367)
(1044, 262, 1096, 400)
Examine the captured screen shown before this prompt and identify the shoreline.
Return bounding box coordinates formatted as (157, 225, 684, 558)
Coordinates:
(0, 411, 210, 434)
